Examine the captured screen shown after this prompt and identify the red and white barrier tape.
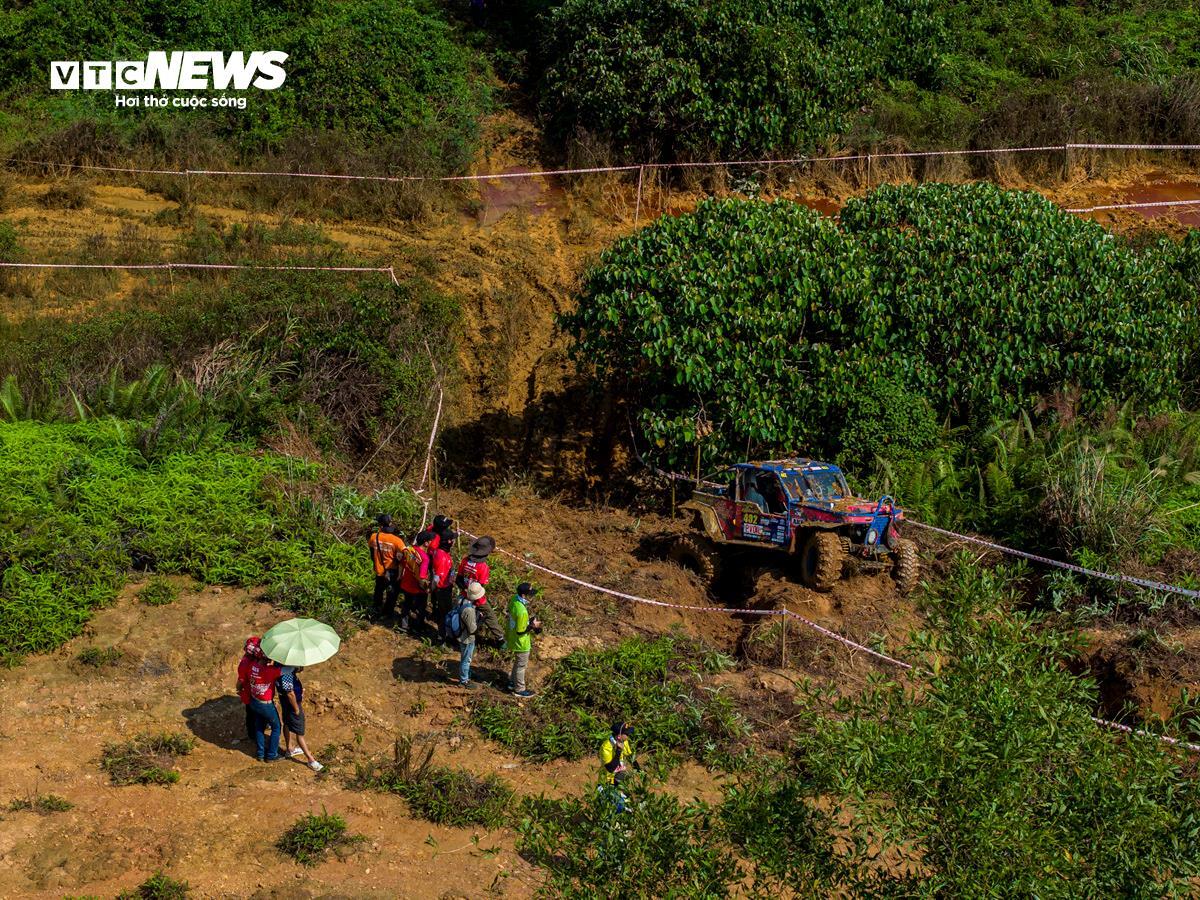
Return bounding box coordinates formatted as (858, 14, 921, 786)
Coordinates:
(906, 521, 1200, 600)
(1065, 198, 1200, 213)
(4, 141, 1200, 186)
(1091, 716, 1200, 753)
(0, 261, 400, 282)
(454, 526, 912, 669)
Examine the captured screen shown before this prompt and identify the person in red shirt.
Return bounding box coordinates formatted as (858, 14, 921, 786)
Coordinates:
(430, 531, 456, 644)
(399, 530, 434, 634)
(456, 536, 504, 644)
(235, 636, 283, 762)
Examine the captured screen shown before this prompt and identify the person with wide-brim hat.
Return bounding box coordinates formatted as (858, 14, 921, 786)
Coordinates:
(456, 536, 504, 644)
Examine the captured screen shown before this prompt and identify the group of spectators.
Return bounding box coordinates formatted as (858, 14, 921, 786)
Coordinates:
(369, 514, 541, 695)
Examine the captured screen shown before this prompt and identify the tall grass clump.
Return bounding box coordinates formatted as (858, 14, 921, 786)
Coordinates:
(354, 736, 513, 828)
(101, 732, 195, 786)
(471, 636, 747, 766)
(115, 872, 190, 900)
(277, 808, 365, 867)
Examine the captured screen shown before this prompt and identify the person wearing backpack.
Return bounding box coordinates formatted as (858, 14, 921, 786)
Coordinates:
(398, 530, 434, 634)
(450, 583, 486, 688)
(430, 532, 456, 644)
(505, 582, 541, 697)
(457, 536, 505, 645)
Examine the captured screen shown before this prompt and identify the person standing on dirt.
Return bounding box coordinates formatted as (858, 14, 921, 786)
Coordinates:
(235, 637, 283, 762)
(399, 530, 435, 634)
(458, 536, 505, 644)
(276, 665, 323, 772)
(505, 582, 540, 697)
(455, 583, 486, 688)
(369, 514, 406, 620)
(430, 530, 456, 644)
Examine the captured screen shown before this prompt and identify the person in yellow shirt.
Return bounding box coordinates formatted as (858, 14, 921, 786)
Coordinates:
(368, 514, 407, 619)
(598, 721, 640, 812)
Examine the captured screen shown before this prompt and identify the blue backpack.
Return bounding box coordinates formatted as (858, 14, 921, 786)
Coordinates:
(445, 599, 470, 638)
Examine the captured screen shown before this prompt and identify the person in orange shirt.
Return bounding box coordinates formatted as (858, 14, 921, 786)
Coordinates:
(368, 514, 407, 620)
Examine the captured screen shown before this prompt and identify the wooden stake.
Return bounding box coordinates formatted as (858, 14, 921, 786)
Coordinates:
(634, 165, 645, 225)
(781, 617, 788, 669)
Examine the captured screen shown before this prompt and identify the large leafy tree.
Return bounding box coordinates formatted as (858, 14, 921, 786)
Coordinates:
(564, 185, 1197, 471)
(539, 0, 946, 160)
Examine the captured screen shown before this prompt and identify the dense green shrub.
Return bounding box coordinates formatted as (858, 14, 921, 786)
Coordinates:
(0, 420, 416, 661)
(539, 0, 944, 159)
(792, 559, 1200, 895)
(279, 1, 488, 169)
(0, 0, 490, 167)
(519, 787, 741, 898)
(868, 1, 1200, 149)
(566, 186, 1197, 472)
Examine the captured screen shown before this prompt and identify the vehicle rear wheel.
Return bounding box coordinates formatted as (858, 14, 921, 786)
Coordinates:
(891, 539, 919, 595)
(669, 534, 721, 585)
(800, 531, 844, 592)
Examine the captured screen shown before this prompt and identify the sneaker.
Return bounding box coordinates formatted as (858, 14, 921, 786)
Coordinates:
(513, 689, 534, 698)
(264, 755, 281, 762)
(398, 617, 410, 632)
(458, 680, 476, 689)
(308, 760, 324, 772)
(287, 747, 305, 758)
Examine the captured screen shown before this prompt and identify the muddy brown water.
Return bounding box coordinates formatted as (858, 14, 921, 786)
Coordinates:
(476, 166, 567, 226)
(1119, 172, 1200, 226)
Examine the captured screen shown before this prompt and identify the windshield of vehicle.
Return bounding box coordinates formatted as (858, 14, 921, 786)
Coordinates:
(802, 468, 848, 501)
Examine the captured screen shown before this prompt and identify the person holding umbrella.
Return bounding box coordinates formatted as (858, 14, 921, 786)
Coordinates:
(277, 665, 321, 771)
(260, 618, 341, 773)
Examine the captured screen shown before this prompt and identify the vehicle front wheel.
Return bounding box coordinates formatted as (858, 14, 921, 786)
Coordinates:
(891, 538, 920, 595)
(799, 531, 844, 592)
(669, 534, 721, 586)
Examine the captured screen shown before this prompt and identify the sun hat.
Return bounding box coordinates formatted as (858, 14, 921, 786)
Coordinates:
(469, 536, 496, 556)
(466, 583, 486, 601)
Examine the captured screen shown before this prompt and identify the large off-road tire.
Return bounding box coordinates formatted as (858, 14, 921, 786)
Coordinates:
(669, 534, 721, 585)
(891, 538, 920, 595)
(799, 531, 845, 592)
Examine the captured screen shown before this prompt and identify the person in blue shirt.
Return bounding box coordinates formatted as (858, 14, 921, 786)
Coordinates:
(277, 666, 323, 772)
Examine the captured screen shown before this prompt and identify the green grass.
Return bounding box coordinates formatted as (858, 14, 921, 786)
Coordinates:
(277, 809, 365, 867)
(136, 577, 179, 607)
(7, 792, 73, 813)
(0, 420, 422, 662)
(471, 635, 747, 767)
(115, 872, 190, 900)
(354, 736, 514, 828)
(100, 732, 195, 787)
